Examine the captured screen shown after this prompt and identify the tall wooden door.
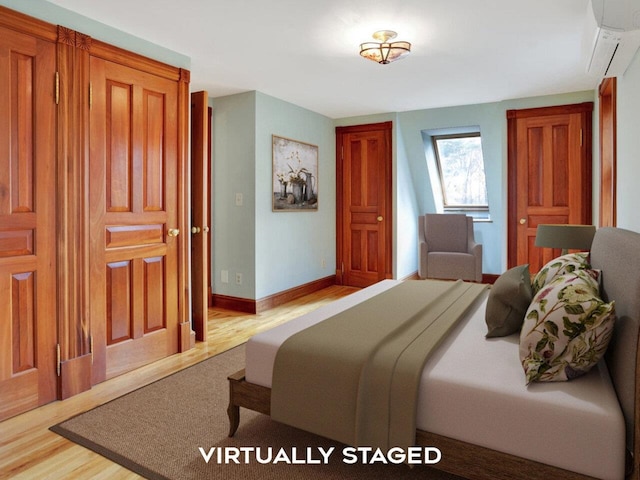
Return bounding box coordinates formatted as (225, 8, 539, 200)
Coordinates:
(336, 122, 392, 287)
(89, 57, 180, 383)
(190, 91, 210, 341)
(0, 26, 57, 420)
(507, 103, 593, 272)
(599, 78, 617, 227)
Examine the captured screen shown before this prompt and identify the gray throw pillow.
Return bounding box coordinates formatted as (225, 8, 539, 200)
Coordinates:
(485, 264, 533, 338)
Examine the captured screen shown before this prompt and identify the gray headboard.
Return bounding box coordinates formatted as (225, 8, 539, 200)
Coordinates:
(590, 227, 640, 461)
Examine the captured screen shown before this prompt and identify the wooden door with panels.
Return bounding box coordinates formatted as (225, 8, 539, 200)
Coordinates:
(89, 56, 181, 383)
(507, 103, 593, 272)
(190, 91, 211, 341)
(0, 25, 57, 420)
(336, 122, 392, 288)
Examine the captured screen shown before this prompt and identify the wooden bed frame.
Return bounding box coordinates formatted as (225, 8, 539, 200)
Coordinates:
(227, 227, 640, 480)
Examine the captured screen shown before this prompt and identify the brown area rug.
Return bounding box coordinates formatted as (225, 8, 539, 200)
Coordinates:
(51, 345, 465, 480)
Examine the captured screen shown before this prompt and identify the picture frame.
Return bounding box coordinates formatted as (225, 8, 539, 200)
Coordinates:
(272, 135, 318, 211)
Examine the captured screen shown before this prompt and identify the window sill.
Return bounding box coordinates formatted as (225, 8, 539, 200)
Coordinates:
(442, 208, 491, 222)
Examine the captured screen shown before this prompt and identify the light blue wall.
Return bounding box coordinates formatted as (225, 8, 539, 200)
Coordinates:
(615, 49, 640, 233)
(1, 0, 189, 68)
(398, 102, 504, 275)
(211, 92, 257, 299)
(254, 92, 336, 299)
(395, 119, 422, 280)
(211, 91, 335, 300)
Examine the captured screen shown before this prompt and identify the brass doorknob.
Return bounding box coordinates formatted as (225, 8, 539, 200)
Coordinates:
(191, 226, 201, 234)
(519, 218, 526, 225)
(167, 228, 180, 237)
(377, 216, 383, 222)
(203, 226, 210, 233)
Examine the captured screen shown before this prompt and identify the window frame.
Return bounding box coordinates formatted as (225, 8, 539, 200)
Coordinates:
(431, 132, 489, 212)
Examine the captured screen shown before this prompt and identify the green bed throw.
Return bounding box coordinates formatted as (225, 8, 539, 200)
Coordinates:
(271, 279, 488, 451)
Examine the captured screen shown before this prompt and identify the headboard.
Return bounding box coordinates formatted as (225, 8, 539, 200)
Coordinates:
(590, 227, 640, 469)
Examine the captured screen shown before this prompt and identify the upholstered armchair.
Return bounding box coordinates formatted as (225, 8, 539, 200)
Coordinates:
(418, 214, 482, 282)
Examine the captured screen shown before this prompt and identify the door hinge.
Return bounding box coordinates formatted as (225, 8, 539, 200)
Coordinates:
(90, 335, 94, 364)
(89, 82, 93, 109)
(56, 344, 61, 376)
(55, 72, 59, 105)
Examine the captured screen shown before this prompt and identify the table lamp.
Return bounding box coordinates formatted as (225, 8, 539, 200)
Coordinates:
(534, 224, 596, 255)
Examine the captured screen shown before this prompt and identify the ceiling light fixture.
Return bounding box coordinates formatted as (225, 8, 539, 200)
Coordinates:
(359, 30, 411, 64)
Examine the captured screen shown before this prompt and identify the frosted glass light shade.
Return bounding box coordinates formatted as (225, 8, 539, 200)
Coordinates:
(359, 31, 411, 64)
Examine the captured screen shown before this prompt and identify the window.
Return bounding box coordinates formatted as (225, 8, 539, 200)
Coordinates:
(432, 133, 488, 212)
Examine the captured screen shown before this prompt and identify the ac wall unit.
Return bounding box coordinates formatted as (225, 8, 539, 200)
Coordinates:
(586, 0, 640, 78)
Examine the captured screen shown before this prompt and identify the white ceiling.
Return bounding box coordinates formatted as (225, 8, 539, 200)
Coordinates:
(46, 0, 599, 119)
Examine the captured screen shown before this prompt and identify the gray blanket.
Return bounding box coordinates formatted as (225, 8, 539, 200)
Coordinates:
(271, 279, 488, 451)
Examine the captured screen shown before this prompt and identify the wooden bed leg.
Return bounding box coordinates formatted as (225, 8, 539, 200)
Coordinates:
(227, 402, 240, 437)
(227, 370, 243, 437)
(226, 369, 272, 438)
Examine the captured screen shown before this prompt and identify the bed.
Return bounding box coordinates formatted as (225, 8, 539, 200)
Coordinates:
(227, 227, 640, 480)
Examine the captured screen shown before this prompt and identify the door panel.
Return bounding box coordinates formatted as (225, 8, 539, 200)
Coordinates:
(90, 57, 179, 383)
(508, 104, 592, 272)
(337, 123, 392, 288)
(0, 26, 57, 420)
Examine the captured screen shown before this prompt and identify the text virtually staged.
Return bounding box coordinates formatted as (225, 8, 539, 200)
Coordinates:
(199, 446, 442, 465)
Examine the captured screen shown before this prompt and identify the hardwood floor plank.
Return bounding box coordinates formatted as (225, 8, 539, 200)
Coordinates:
(0, 285, 357, 480)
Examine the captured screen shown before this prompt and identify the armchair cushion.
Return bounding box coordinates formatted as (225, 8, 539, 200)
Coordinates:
(423, 214, 469, 253)
(427, 252, 478, 282)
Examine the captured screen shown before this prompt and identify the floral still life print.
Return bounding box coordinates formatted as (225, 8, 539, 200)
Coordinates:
(519, 269, 615, 384)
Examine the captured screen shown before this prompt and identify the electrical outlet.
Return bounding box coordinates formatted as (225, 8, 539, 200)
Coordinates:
(321, 258, 326, 268)
(235, 192, 243, 206)
(235, 273, 243, 285)
(221, 270, 229, 283)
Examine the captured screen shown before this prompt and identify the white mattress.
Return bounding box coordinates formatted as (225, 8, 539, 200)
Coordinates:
(245, 280, 626, 480)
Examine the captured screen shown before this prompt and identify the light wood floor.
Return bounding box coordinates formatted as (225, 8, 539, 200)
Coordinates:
(0, 285, 358, 480)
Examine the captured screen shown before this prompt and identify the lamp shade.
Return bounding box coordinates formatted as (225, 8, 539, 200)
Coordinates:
(359, 30, 411, 64)
(535, 224, 596, 254)
(360, 40, 411, 64)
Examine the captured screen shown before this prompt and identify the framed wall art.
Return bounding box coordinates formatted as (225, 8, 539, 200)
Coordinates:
(272, 135, 318, 211)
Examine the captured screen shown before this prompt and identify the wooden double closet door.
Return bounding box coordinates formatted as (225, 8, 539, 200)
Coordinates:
(0, 8, 191, 421)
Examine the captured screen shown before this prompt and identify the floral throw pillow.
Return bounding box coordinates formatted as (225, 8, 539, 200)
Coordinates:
(519, 270, 615, 384)
(531, 252, 591, 295)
